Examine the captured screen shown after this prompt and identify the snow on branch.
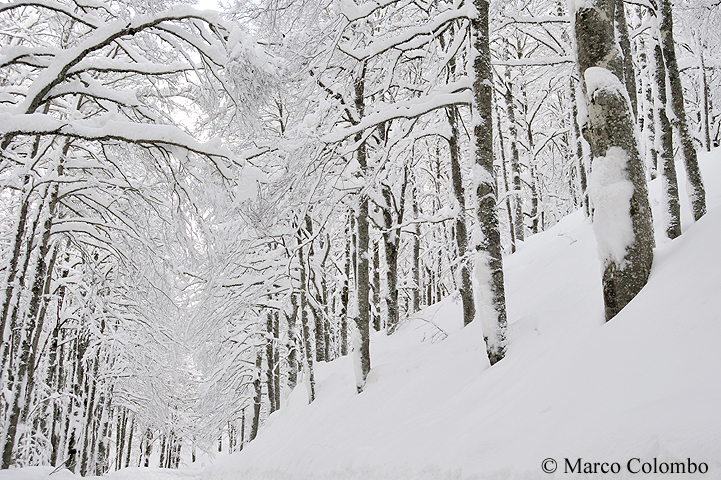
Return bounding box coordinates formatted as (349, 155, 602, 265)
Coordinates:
(492, 56, 574, 66)
(338, 6, 471, 61)
(495, 14, 570, 30)
(323, 79, 472, 143)
(0, 113, 239, 177)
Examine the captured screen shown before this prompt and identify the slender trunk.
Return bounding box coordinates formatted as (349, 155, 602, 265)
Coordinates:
(297, 246, 315, 402)
(447, 106, 475, 325)
(472, 0, 507, 365)
(340, 231, 350, 356)
(654, 42, 681, 239)
(371, 240, 381, 332)
(411, 188, 421, 314)
(124, 415, 133, 468)
(287, 293, 298, 389)
(265, 310, 276, 414)
(495, 95, 517, 251)
(700, 49, 710, 152)
(273, 310, 280, 412)
(659, 0, 706, 220)
(354, 62, 371, 392)
(250, 349, 262, 441)
(615, 0, 638, 119)
(503, 64, 525, 243)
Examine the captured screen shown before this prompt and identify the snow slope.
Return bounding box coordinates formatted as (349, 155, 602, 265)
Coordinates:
(200, 151, 721, 480)
(4, 152, 721, 480)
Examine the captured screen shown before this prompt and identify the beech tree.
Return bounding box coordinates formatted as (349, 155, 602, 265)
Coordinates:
(572, 0, 655, 321)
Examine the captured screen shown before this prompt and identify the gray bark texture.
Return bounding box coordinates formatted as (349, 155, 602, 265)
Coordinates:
(447, 106, 475, 326)
(472, 0, 507, 365)
(574, 0, 655, 321)
(658, 0, 706, 221)
(353, 62, 371, 393)
(653, 43, 681, 239)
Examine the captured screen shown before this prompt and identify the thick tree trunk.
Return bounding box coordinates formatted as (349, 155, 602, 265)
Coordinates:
(574, 0, 655, 321)
(472, 0, 507, 365)
(658, 0, 706, 220)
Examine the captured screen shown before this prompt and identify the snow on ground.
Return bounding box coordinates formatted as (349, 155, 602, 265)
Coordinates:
(4, 150, 721, 480)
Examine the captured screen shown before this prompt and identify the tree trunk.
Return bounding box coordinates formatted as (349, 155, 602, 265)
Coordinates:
(615, 0, 638, 119)
(503, 64, 525, 243)
(287, 293, 299, 389)
(297, 245, 316, 402)
(250, 349, 262, 441)
(658, 0, 706, 220)
(574, 0, 655, 321)
(570, 76, 591, 216)
(653, 43, 681, 239)
(353, 61, 371, 393)
(472, 0, 508, 365)
(371, 240, 381, 332)
(700, 49, 710, 152)
(340, 230, 350, 356)
(447, 106, 476, 325)
(265, 310, 277, 414)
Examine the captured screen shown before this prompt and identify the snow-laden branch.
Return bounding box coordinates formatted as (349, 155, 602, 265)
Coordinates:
(323, 78, 472, 143)
(492, 56, 574, 66)
(338, 6, 471, 61)
(495, 14, 570, 31)
(0, 113, 238, 176)
(6, 5, 228, 115)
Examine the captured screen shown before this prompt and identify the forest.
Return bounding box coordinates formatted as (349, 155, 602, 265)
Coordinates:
(0, 0, 719, 477)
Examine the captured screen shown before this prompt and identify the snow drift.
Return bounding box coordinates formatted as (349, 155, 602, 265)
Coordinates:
(4, 152, 721, 480)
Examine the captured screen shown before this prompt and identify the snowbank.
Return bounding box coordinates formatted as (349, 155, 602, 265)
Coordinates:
(6, 151, 721, 479)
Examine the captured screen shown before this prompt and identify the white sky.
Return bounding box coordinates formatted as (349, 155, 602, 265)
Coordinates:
(194, 0, 219, 10)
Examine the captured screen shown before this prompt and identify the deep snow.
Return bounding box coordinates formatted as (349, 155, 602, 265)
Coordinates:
(3, 151, 721, 480)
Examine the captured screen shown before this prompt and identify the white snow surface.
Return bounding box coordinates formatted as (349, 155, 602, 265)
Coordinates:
(4, 151, 721, 479)
(587, 146, 636, 266)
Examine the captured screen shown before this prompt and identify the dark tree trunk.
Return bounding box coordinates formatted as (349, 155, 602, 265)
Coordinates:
(287, 293, 299, 389)
(615, 0, 638, 119)
(472, 0, 508, 365)
(372, 240, 381, 332)
(297, 245, 316, 402)
(659, 0, 706, 220)
(250, 350, 262, 441)
(653, 43, 681, 239)
(353, 61, 371, 393)
(447, 106, 475, 326)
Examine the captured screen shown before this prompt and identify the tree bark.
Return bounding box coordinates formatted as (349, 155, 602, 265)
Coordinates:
(653, 43, 681, 239)
(574, 0, 655, 321)
(353, 61, 371, 393)
(658, 0, 706, 220)
(472, 0, 508, 365)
